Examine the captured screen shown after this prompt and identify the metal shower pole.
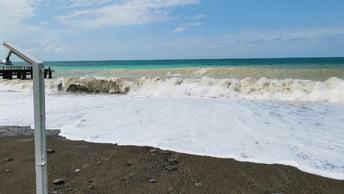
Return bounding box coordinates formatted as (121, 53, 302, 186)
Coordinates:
(3, 42, 48, 194)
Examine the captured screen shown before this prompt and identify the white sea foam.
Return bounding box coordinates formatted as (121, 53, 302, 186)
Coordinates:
(1, 90, 344, 180)
(1, 68, 344, 180)
(1, 76, 343, 103)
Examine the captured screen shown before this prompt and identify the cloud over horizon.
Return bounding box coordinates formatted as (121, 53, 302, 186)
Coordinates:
(57, 0, 200, 29)
(173, 27, 186, 32)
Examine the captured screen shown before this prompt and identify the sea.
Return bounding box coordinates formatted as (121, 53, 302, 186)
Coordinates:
(1, 57, 344, 180)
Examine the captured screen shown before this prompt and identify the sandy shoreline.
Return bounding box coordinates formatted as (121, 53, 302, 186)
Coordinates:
(1, 126, 343, 193)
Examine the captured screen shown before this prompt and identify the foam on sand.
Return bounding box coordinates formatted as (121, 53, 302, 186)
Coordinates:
(1, 91, 343, 180)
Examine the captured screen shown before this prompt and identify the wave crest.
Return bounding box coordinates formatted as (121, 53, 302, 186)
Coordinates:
(1, 76, 343, 103)
(62, 77, 130, 94)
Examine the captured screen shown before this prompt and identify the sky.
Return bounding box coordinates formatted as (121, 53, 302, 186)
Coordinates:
(0, 0, 343, 61)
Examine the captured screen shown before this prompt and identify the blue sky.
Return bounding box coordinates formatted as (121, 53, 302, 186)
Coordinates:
(0, 0, 343, 61)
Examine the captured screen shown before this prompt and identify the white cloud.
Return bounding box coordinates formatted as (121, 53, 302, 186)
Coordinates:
(225, 27, 344, 44)
(58, 0, 113, 8)
(0, 0, 43, 40)
(199, 26, 344, 58)
(171, 22, 201, 33)
(193, 14, 206, 19)
(45, 45, 54, 52)
(173, 27, 186, 32)
(44, 44, 63, 53)
(142, 26, 344, 59)
(185, 22, 202, 26)
(57, 0, 200, 29)
(26, 25, 45, 32)
(26, 47, 40, 53)
(54, 48, 63, 52)
(0, 0, 42, 20)
(40, 21, 49, 25)
(42, 40, 50, 45)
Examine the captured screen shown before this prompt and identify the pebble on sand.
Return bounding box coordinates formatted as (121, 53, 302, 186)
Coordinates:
(5, 170, 11, 173)
(4, 157, 13, 161)
(163, 151, 171, 155)
(52, 179, 65, 185)
(75, 169, 81, 172)
(168, 158, 179, 164)
(149, 179, 157, 183)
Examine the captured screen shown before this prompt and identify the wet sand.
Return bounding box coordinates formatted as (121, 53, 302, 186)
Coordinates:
(0, 126, 343, 193)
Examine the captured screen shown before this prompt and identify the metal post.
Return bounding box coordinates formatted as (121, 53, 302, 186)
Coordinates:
(33, 62, 48, 194)
(2, 42, 48, 194)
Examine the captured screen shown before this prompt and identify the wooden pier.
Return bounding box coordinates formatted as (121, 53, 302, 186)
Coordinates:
(0, 66, 53, 79)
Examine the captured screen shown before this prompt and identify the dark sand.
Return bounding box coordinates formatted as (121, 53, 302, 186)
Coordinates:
(1, 126, 343, 193)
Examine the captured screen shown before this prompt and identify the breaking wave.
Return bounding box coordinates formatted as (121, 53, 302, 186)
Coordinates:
(1, 76, 343, 103)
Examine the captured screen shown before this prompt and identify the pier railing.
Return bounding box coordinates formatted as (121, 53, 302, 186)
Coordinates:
(0, 66, 53, 79)
(2, 65, 32, 70)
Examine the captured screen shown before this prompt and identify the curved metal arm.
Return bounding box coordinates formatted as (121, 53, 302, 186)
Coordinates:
(6, 51, 12, 62)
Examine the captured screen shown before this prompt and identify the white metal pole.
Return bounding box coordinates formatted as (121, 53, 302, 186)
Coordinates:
(33, 62, 48, 194)
(3, 42, 49, 193)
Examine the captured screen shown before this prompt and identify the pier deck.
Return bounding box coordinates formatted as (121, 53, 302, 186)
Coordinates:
(0, 66, 53, 79)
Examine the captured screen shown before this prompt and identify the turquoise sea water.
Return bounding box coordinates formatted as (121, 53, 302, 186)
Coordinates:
(43, 57, 344, 71)
(7, 57, 343, 70)
(7, 57, 342, 81)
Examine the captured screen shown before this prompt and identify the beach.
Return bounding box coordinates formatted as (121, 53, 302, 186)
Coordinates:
(2, 0, 344, 191)
(1, 58, 344, 193)
(1, 126, 344, 193)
